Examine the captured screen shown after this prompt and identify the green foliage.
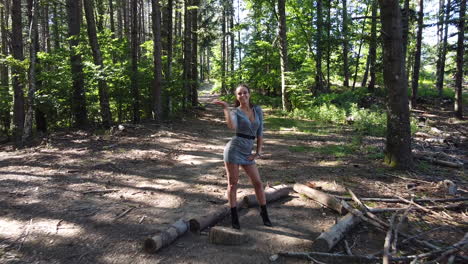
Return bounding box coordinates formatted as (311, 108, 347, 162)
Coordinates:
(289, 144, 356, 158)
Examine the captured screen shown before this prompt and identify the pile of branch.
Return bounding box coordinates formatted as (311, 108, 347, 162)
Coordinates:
(288, 183, 468, 263)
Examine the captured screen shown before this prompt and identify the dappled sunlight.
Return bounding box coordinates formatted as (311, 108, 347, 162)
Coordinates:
(0, 217, 83, 239)
(317, 160, 344, 167)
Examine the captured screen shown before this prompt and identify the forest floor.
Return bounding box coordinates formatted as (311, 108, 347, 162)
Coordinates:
(0, 84, 467, 264)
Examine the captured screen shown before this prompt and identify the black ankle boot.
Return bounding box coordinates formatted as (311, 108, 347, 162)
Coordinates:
(231, 207, 240, 229)
(260, 205, 272, 227)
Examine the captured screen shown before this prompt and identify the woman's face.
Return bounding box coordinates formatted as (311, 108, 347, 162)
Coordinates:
(236, 86, 250, 105)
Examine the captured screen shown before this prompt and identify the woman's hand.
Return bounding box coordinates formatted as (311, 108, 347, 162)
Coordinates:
(247, 153, 261, 161)
(213, 100, 229, 109)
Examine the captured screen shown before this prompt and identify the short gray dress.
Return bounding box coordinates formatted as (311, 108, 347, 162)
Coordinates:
(223, 105, 264, 165)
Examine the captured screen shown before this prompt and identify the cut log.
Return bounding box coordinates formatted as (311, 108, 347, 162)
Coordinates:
(294, 183, 346, 215)
(242, 184, 292, 208)
(312, 213, 361, 252)
(414, 154, 463, 168)
(189, 197, 245, 234)
(143, 219, 188, 253)
(208, 226, 249, 245)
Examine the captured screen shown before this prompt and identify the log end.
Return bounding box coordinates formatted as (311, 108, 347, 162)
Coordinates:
(189, 219, 201, 234)
(208, 226, 249, 245)
(142, 238, 158, 253)
(311, 238, 330, 252)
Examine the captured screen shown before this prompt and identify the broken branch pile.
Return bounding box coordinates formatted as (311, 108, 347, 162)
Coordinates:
(289, 182, 467, 263)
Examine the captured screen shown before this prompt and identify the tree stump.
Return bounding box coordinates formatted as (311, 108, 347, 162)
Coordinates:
(208, 226, 249, 245)
(143, 219, 188, 253)
(312, 213, 361, 252)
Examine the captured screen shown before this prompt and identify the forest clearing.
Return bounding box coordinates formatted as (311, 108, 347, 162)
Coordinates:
(0, 0, 467, 262)
(0, 89, 467, 263)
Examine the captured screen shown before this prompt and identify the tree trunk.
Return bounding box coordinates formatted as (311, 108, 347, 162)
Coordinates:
(221, 2, 226, 95)
(315, 0, 324, 94)
(402, 0, 410, 62)
(278, 0, 291, 110)
(237, 0, 241, 68)
(152, 0, 163, 121)
(183, 0, 192, 108)
(326, 0, 331, 90)
(191, 0, 199, 107)
(52, 2, 60, 50)
(41, 2, 50, 53)
(109, 0, 115, 35)
(67, 0, 88, 128)
(378, 0, 412, 169)
(0, 0, 10, 137)
(131, 0, 140, 123)
(436, 0, 451, 98)
(411, 0, 424, 108)
(163, 0, 173, 80)
(23, 0, 39, 142)
(454, 0, 466, 119)
(367, 0, 377, 92)
(352, 6, 369, 90)
(84, 0, 113, 128)
(342, 0, 349, 88)
(12, 0, 25, 146)
(361, 54, 370, 88)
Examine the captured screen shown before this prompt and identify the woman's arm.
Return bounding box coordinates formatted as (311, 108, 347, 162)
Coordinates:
(214, 100, 236, 130)
(255, 136, 263, 157)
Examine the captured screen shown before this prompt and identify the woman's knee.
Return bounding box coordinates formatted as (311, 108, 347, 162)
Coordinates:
(251, 178, 263, 190)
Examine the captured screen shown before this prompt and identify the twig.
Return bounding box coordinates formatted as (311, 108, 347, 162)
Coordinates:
(425, 233, 468, 264)
(82, 189, 119, 195)
(18, 218, 33, 251)
(344, 239, 353, 255)
(383, 213, 397, 264)
(114, 207, 134, 221)
(55, 219, 64, 234)
(334, 196, 468, 204)
(138, 215, 146, 224)
(401, 226, 449, 244)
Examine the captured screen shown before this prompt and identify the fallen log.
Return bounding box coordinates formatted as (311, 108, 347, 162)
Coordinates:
(334, 196, 468, 204)
(189, 197, 245, 234)
(208, 226, 249, 245)
(414, 154, 463, 168)
(143, 219, 188, 253)
(311, 213, 361, 252)
(294, 183, 346, 215)
(242, 184, 292, 208)
(368, 203, 467, 213)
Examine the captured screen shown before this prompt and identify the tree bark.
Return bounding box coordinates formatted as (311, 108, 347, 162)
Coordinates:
(367, 0, 377, 92)
(183, 0, 192, 108)
(454, 0, 466, 119)
(131, 0, 140, 123)
(109, 0, 115, 35)
(66, 0, 88, 128)
(221, 1, 226, 95)
(84, 0, 113, 128)
(436, 0, 450, 98)
(312, 213, 361, 252)
(342, 0, 349, 88)
(152, 0, 163, 121)
(293, 184, 346, 215)
(278, 0, 291, 110)
(52, 2, 60, 50)
(402, 0, 410, 61)
(23, 0, 39, 142)
(315, 0, 324, 94)
(11, 0, 25, 145)
(352, 6, 370, 90)
(378, 0, 412, 169)
(191, 0, 199, 107)
(411, 0, 424, 108)
(0, 0, 10, 137)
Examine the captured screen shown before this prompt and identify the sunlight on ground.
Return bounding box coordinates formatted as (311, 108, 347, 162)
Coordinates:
(177, 154, 222, 165)
(0, 218, 83, 238)
(317, 160, 343, 167)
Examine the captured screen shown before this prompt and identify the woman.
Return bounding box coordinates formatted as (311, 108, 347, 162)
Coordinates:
(214, 84, 272, 229)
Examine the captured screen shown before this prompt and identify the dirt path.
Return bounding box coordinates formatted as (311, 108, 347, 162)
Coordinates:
(1, 86, 466, 264)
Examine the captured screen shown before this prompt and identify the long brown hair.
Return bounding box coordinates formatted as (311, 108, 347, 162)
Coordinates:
(234, 84, 254, 108)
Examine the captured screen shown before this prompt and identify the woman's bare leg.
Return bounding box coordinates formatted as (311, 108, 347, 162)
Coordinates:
(241, 164, 266, 206)
(225, 162, 240, 207)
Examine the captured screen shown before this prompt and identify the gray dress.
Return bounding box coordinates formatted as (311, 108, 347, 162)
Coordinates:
(223, 105, 264, 165)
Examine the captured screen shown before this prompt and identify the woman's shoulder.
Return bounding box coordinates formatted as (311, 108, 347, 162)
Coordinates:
(253, 105, 263, 113)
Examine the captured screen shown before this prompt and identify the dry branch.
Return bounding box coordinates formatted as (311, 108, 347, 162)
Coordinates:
(294, 183, 346, 214)
(82, 189, 119, 195)
(383, 213, 397, 264)
(312, 213, 361, 252)
(369, 202, 465, 213)
(114, 207, 134, 221)
(143, 219, 188, 253)
(414, 154, 463, 168)
(242, 184, 292, 208)
(335, 196, 468, 204)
